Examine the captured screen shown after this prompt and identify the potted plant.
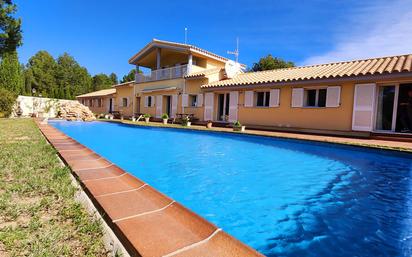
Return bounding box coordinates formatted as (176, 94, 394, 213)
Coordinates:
(143, 113, 151, 123)
(206, 120, 213, 128)
(161, 113, 169, 124)
(182, 116, 191, 127)
(233, 120, 246, 132)
(132, 116, 136, 122)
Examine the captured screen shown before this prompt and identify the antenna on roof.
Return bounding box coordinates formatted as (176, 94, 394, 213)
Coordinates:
(227, 37, 239, 63)
(184, 28, 188, 44)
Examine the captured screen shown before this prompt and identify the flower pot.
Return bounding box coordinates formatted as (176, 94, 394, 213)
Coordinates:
(163, 119, 168, 125)
(145, 117, 150, 123)
(233, 126, 246, 132)
(132, 117, 136, 122)
(187, 121, 191, 127)
(206, 122, 213, 128)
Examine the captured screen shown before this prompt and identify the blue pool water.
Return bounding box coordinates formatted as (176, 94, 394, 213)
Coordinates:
(50, 120, 412, 257)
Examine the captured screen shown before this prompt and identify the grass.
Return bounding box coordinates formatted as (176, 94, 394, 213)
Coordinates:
(0, 119, 107, 257)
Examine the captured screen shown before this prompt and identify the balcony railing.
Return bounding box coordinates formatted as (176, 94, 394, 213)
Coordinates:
(136, 65, 188, 83)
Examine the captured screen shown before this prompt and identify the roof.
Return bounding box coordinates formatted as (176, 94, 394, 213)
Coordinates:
(185, 67, 223, 78)
(76, 88, 116, 98)
(129, 39, 229, 64)
(113, 81, 135, 87)
(202, 54, 412, 88)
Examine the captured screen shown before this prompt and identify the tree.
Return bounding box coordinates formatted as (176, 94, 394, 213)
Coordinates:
(0, 50, 23, 94)
(0, 0, 22, 56)
(25, 51, 57, 97)
(55, 53, 91, 99)
(92, 73, 113, 91)
(121, 69, 136, 83)
(0, 87, 15, 117)
(250, 54, 294, 72)
(109, 72, 117, 85)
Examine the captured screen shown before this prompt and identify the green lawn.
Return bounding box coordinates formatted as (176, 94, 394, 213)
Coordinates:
(0, 119, 106, 256)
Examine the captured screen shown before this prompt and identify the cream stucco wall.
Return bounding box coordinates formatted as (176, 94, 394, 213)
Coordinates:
(115, 85, 134, 117)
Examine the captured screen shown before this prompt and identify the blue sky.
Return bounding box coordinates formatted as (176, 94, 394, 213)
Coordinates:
(15, 0, 412, 77)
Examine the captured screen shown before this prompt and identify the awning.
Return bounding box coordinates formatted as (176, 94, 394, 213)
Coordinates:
(141, 86, 178, 93)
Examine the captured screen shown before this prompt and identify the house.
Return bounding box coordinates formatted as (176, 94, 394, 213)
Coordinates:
(76, 88, 116, 114)
(201, 54, 412, 135)
(77, 38, 412, 137)
(128, 39, 229, 120)
(113, 81, 135, 117)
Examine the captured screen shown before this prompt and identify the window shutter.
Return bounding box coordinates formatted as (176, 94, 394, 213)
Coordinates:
(127, 97, 130, 107)
(204, 93, 214, 121)
(244, 91, 253, 107)
(228, 91, 239, 122)
(352, 83, 376, 131)
(197, 94, 203, 107)
(144, 96, 148, 107)
(269, 89, 280, 107)
(171, 94, 178, 117)
(155, 95, 162, 118)
(326, 86, 341, 107)
(291, 88, 304, 107)
(182, 94, 189, 107)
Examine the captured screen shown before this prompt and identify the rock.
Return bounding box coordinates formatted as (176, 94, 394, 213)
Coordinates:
(57, 101, 95, 121)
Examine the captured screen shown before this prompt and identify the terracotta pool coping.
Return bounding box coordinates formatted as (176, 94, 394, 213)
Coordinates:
(36, 120, 263, 257)
(104, 119, 412, 153)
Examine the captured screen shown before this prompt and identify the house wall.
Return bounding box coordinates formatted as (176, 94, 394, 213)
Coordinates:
(78, 96, 113, 114)
(115, 86, 134, 117)
(140, 89, 182, 117)
(236, 82, 354, 131)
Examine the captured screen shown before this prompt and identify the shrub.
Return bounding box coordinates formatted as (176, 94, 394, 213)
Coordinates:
(233, 120, 242, 128)
(143, 113, 151, 118)
(182, 116, 190, 126)
(0, 88, 16, 118)
(161, 113, 169, 119)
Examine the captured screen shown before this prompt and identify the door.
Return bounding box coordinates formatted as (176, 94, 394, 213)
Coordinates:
(135, 97, 141, 114)
(204, 93, 214, 121)
(109, 98, 113, 113)
(352, 84, 376, 131)
(165, 96, 171, 117)
(217, 93, 230, 121)
(375, 85, 396, 131)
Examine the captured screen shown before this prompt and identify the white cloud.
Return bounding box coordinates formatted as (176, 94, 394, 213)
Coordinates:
(303, 0, 412, 65)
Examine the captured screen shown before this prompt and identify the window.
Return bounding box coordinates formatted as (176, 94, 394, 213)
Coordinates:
(305, 88, 327, 107)
(256, 92, 270, 107)
(122, 98, 128, 107)
(97, 99, 102, 107)
(189, 95, 197, 107)
(147, 96, 152, 107)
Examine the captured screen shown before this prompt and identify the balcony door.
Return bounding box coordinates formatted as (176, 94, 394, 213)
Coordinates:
(217, 93, 230, 121)
(375, 85, 397, 131)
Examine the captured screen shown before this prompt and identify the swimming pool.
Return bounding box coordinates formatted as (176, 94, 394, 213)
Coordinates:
(50, 120, 412, 257)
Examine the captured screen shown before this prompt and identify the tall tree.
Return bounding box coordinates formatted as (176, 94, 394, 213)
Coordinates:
(0, 0, 22, 56)
(251, 55, 294, 72)
(109, 72, 117, 85)
(121, 69, 136, 83)
(92, 73, 113, 91)
(55, 53, 91, 99)
(0, 50, 23, 94)
(25, 51, 57, 97)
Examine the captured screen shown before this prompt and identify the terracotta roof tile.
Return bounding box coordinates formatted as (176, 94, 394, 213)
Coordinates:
(184, 68, 223, 78)
(76, 88, 116, 98)
(202, 54, 412, 88)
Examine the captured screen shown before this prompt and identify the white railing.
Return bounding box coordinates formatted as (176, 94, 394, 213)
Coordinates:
(136, 65, 189, 83)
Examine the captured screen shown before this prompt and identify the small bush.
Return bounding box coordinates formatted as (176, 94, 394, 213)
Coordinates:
(143, 113, 151, 118)
(0, 88, 16, 118)
(233, 120, 242, 128)
(161, 113, 169, 119)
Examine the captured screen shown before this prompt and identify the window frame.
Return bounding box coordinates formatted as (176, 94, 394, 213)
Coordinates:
(189, 94, 198, 107)
(122, 97, 128, 107)
(304, 88, 327, 108)
(255, 91, 270, 107)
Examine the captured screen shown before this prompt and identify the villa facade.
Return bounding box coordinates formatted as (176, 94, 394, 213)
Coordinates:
(77, 88, 116, 114)
(77, 39, 412, 136)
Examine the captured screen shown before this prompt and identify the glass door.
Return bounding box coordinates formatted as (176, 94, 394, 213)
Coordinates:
(375, 85, 396, 131)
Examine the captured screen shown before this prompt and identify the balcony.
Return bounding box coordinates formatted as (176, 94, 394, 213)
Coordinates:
(136, 65, 189, 83)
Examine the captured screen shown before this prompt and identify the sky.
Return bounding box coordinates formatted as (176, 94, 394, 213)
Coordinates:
(15, 0, 412, 78)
